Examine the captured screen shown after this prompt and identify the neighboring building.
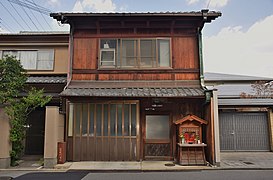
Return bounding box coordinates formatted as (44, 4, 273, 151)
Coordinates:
(51, 10, 221, 165)
(205, 72, 273, 152)
(0, 32, 69, 168)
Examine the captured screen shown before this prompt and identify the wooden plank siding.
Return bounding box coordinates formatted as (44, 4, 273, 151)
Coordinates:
(73, 38, 98, 69)
(72, 35, 200, 81)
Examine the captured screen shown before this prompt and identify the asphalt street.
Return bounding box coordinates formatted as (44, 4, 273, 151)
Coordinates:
(3, 170, 273, 180)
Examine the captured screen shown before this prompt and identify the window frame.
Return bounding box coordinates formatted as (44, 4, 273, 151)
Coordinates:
(99, 38, 172, 69)
(0, 49, 55, 71)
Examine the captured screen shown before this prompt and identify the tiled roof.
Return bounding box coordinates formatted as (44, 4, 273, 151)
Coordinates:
(60, 81, 204, 97)
(204, 72, 272, 81)
(51, 10, 221, 17)
(26, 76, 67, 84)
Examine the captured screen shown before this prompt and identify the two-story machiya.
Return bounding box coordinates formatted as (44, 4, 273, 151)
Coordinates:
(0, 32, 68, 168)
(51, 10, 221, 165)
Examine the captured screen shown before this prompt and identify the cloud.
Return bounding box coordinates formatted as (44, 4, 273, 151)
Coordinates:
(72, 0, 84, 12)
(203, 14, 273, 78)
(186, 0, 200, 5)
(207, 0, 229, 8)
(47, 0, 61, 7)
(186, 0, 229, 8)
(0, 27, 10, 34)
(51, 19, 70, 31)
(72, 0, 116, 12)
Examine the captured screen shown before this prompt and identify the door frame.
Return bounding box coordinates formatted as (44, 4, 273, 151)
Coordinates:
(143, 111, 173, 160)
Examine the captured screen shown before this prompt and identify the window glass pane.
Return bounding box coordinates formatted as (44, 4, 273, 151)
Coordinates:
(117, 104, 122, 136)
(37, 61, 54, 70)
(124, 104, 129, 136)
(110, 104, 116, 136)
(131, 104, 137, 136)
(82, 104, 88, 136)
(100, 39, 117, 49)
(68, 104, 74, 136)
(103, 104, 108, 136)
(96, 104, 102, 136)
(100, 50, 115, 66)
(146, 115, 169, 139)
(37, 50, 54, 70)
(20, 51, 37, 70)
(89, 104, 95, 136)
(122, 40, 137, 67)
(0, 51, 2, 59)
(75, 104, 81, 136)
(158, 40, 170, 67)
(100, 39, 117, 67)
(140, 40, 156, 67)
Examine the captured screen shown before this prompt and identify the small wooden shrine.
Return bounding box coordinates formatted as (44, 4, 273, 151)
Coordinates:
(174, 114, 208, 165)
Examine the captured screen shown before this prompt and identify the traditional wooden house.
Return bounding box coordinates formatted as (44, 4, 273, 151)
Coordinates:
(51, 10, 221, 165)
(0, 32, 69, 168)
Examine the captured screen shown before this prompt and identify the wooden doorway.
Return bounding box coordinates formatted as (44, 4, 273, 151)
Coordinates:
(144, 114, 172, 160)
(25, 108, 45, 155)
(69, 101, 140, 161)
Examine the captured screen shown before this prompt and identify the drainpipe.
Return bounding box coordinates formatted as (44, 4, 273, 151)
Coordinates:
(64, 20, 74, 90)
(198, 28, 205, 89)
(199, 9, 209, 89)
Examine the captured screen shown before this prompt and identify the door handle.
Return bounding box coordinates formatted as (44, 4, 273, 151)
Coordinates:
(230, 131, 235, 135)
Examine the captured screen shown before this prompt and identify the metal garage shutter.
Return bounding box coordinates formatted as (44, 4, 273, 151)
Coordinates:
(219, 112, 270, 151)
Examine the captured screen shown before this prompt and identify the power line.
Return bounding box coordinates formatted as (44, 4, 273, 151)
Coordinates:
(22, 0, 45, 30)
(0, 1, 25, 30)
(8, 0, 32, 30)
(31, 0, 52, 30)
(8, 0, 51, 15)
(0, 18, 14, 32)
(17, 0, 39, 30)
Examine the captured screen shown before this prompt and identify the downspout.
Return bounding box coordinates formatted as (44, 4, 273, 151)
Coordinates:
(64, 20, 74, 90)
(199, 9, 209, 89)
(198, 28, 205, 89)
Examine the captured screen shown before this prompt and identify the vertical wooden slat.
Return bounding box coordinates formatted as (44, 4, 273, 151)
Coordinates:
(129, 104, 132, 161)
(108, 103, 111, 161)
(115, 104, 118, 160)
(72, 104, 76, 161)
(136, 101, 140, 161)
(79, 104, 82, 161)
(101, 104, 105, 160)
(122, 102, 125, 161)
(94, 104, 97, 161)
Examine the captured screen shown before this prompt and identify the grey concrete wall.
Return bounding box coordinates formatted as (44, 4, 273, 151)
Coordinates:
(0, 107, 11, 168)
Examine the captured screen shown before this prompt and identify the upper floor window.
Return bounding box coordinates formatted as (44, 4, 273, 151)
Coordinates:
(99, 38, 171, 69)
(0, 49, 54, 70)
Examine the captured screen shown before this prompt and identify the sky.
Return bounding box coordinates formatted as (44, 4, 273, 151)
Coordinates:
(0, 0, 273, 78)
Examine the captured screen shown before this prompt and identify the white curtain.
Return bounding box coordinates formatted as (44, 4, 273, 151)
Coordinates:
(19, 51, 37, 70)
(158, 40, 170, 67)
(37, 50, 54, 70)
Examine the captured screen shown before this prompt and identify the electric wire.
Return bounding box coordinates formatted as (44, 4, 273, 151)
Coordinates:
(22, 0, 45, 30)
(0, 1, 25, 30)
(8, 0, 51, 15)
(0, 18, 14, 32)
(8, 0, 32, 30)
(31, 0, 53, 30)
(17, 0, 39, 30)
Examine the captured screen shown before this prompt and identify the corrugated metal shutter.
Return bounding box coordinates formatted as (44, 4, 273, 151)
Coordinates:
(219, 112, 270, 151)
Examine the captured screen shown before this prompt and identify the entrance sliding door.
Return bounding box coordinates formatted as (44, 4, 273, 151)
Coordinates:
(68, 101, 139, 161)
(144, 115, 172, 160)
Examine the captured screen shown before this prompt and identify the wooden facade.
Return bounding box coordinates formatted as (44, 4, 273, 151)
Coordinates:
(51, 11, 221, 164)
